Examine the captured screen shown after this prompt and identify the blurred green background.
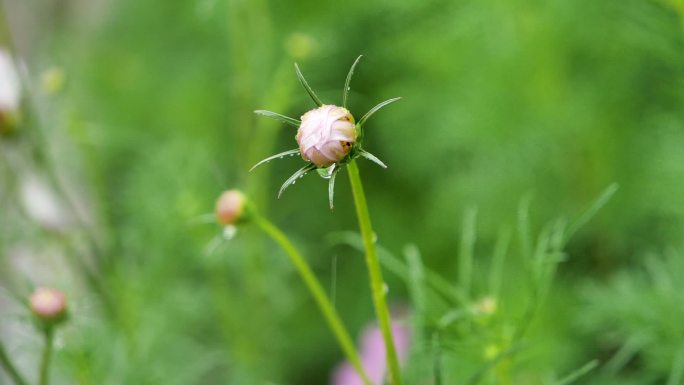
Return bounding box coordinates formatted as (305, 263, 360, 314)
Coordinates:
(1, 0, 684, 384)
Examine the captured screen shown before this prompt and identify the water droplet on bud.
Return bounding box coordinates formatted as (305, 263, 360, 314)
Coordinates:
(222, 225, 237, 240)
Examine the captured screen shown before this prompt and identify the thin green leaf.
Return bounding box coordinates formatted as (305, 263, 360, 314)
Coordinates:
(563, 183, 618, 244)
(278, 163, 316, 198)
(488, 228, 511, 298)
(517, 194, 533, 259)
(328, 166, 340, 210)
(254, 110, 300, 127)
(551, 359, 599, 385)
(405, 244, 427, 340)
(250, 149, 300, 172)
(459, 207, 477, 301)
(432, 334, 443, 385)
(358, 97, 401, 128)
(358, 149, 388, 168)
(294, 63, 323, 106)
(666, 346, 684, 385)
(327, 231, 468, 305)
(466, 345, 524, 385)
(343, 55, 363, 109)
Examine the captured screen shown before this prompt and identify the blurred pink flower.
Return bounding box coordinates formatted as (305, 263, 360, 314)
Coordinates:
(332, 320, 410, 385)
(29, 287, 67, 323)
(215, 189, 247, 225)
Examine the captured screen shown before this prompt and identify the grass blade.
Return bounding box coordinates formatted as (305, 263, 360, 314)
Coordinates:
(459, 207, 477, 301)
(552, 359, 599, 385)
(563, 183, 618, 244)
(489, 228, 511, 298)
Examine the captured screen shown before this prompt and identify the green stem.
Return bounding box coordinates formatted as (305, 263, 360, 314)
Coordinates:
(38, 328, 54, 385)
(346, 159, 403, 385)
(253, 215, 372, 385)
(0, 339, 29, 385)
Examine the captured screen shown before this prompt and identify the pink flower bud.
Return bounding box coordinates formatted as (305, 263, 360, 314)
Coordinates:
(29, 288, 67, 323)
(215, 190, 247, 225)
(296, 105, 356, 167)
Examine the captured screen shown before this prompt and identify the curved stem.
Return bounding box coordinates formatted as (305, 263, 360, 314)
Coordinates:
(253, 215, 372, 385)
(38, 328, 54, 385)
(0, 339, 29, 385)
(346, 159, 403, 385)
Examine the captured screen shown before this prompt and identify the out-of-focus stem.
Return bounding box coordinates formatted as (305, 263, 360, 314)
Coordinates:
(253, 214, 371, 385)
(346, 159, 403, 385)
(0, 339, 29, 385)
(38, 328, 54, 385)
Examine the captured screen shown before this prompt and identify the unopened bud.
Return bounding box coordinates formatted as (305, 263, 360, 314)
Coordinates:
(29, 287, 67, 325)
(296, 105, 356, 167)
(215, 190, 247, 225)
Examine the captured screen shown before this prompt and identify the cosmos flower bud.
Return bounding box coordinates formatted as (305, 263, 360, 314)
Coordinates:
(296, 105, 356, 167)
(215, 189, 247, 225)
(29, 287, 67, 325)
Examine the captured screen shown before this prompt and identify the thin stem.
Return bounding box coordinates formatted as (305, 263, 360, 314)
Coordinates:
(38, 328, 54, 385)
(253, 215, 372, 385)
(346, 160, 403, 385)
(0, 339, 29, 385)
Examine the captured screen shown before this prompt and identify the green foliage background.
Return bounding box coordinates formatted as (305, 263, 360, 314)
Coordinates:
(1, 0, 684, 384)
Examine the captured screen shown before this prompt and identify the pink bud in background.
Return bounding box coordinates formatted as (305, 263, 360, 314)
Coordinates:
(332, 320, 411, 385)
(29, 287, 67, 323)
(296, 105, 356, 167)
(215, 190, 247, 225)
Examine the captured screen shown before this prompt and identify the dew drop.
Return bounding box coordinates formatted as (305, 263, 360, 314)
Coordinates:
(279, 156, 283, 159)
(292, 180, 296, 184)
(382, 283, 389, 295)
(371, 232, 378, 244)
(222, 225, 237, 240)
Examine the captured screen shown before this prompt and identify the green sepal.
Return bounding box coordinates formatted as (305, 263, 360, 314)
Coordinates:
(294, 63, 323, 107)
(278, 163, 316, 198)
(254, 110, 300, 127)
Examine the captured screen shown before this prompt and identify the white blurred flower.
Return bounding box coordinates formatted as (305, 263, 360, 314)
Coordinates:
(296, 105, 356, 167)
(20, 175, 69, 230)
(0, 48, 21, 112)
